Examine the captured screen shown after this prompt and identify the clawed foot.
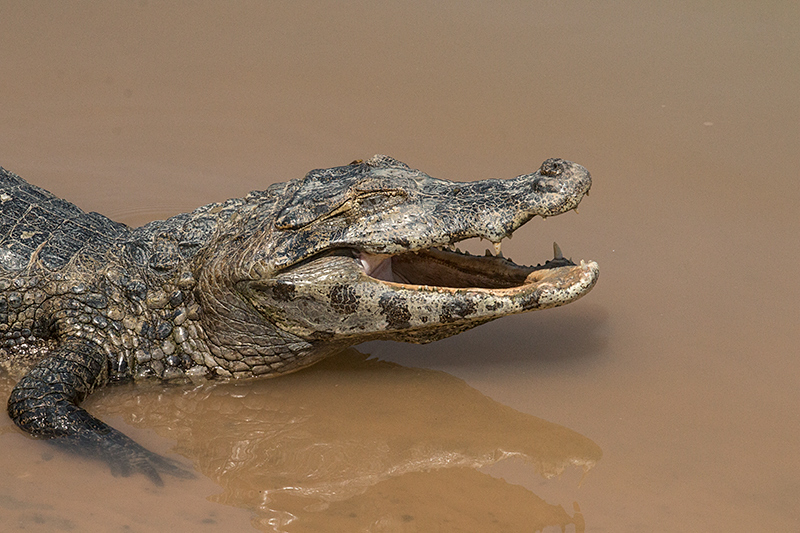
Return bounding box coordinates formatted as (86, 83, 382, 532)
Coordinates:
(54, 425, 195, 486)
(103, 442, 195, 486)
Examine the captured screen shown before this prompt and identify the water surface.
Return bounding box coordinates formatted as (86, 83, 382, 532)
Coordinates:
(1, 1, 798, 531)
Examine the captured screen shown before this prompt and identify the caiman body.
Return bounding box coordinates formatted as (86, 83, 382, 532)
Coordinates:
(1, 155, 598, 483)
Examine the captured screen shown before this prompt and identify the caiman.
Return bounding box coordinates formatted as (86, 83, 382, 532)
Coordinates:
(0, 155, 598, 484)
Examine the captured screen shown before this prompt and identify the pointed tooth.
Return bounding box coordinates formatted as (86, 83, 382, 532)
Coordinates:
(455, 247, 462, 254)
(493, 241, 502, 255)
(498, 251, 504, 258)
(553, 242, 563, 260)
(573, 207, 580, 214)
(485, 249, 493, 257)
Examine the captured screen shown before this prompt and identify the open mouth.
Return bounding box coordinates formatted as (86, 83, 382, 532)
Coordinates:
(354, 241, 592, 291)
(257, 237, 598, 341)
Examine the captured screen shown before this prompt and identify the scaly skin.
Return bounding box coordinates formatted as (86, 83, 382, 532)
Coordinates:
(1, 155, 598, 483)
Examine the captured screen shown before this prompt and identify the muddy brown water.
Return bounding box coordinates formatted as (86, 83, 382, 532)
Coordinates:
(1, 2, 798, 531)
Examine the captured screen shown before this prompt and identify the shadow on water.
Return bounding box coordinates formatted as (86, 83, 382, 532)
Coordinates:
(77, 349, 602, 532)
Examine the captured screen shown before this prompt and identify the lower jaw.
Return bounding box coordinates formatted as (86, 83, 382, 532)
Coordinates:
(366, 259, 597, 299)
(339, 259, 598, 343)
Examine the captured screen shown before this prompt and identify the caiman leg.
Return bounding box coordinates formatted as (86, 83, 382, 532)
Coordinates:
(7, 338, 193, 485)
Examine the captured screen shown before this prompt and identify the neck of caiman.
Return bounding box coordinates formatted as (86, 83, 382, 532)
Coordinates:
(126, 184, 332, 377)
(129, 189, 267, 269)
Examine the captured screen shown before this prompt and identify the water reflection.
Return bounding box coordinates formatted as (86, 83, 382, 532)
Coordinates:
(89, 349, 601, 531)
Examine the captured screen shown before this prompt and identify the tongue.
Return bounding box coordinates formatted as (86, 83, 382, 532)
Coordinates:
(359, 252, 395, 282)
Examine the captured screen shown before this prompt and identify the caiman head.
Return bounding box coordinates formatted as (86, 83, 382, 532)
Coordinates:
(198, 155, 598, 372)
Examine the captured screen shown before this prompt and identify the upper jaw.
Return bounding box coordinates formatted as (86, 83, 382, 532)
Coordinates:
(261, 158, 591, 273)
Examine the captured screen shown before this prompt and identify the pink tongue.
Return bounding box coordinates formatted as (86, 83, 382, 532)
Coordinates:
(359, 252, 395, 282)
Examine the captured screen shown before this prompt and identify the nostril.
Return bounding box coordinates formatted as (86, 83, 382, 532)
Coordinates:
(539, 158, 564, 177)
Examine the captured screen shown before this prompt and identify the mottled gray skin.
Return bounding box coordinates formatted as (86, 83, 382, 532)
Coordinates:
(1, 155, 598, 484)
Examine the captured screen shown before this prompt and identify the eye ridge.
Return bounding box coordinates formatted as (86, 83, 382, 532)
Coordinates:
(353, 189, 408, 209)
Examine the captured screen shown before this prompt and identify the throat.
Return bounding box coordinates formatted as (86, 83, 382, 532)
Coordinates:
(358, 249, 530, 289)
(358, 253, 409, 283)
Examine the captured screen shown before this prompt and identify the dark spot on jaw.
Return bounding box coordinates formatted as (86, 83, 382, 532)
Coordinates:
(271, 281, 296, 302)
(484, 301, 501, 312)
(439, 300, 477, 323)
(516, 288, 542, 309)
(329, 284, 360, 315)
(378, 293, 412, 330)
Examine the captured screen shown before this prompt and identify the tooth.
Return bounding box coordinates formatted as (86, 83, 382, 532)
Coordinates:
(580, 259, 587, 270)
(553, 242, 563, 260)
(455, 247, 462, 254)
(493, 241, 502, 255)
(573, 207, 580, 214)
(485, 249, 493, 257)
(498, 251, 504, 258)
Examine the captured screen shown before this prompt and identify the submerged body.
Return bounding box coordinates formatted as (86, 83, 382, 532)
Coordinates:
(1, 155, 598, 483)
